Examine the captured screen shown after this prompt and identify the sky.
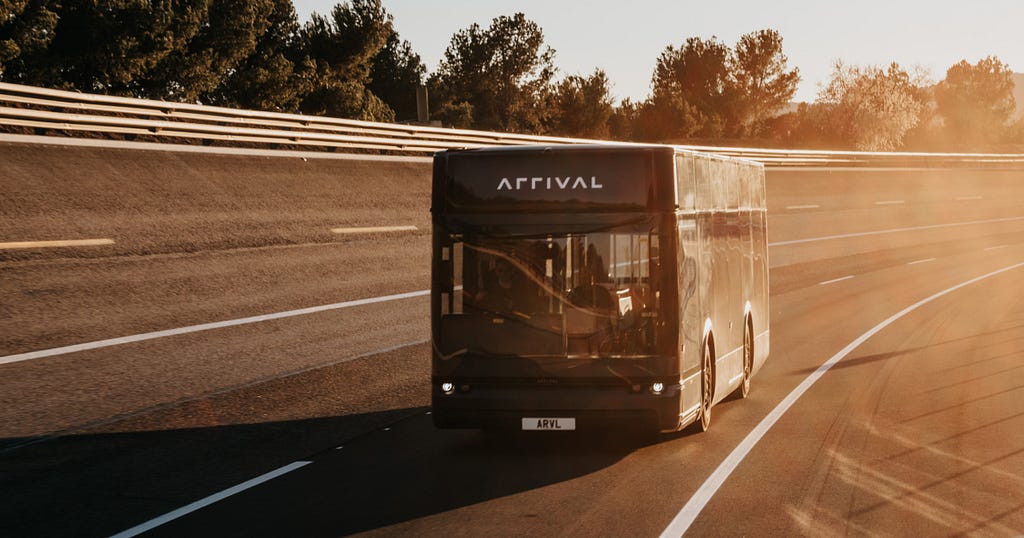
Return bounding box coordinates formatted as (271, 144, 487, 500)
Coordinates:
(292, 0, 1023, 105)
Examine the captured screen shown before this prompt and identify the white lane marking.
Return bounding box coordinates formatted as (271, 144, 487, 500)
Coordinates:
(0, 290, 430, 366)
(5, 214, 1017, 366)
(659, 261, 1024, 537)
(0, 238, 114, 249)
(768, 216, 1024, 247)
(818, 275, 854, 286)
(907, 258, 936, 265)
(985, 245, 1009, 251)
(785, 205, 820, 210)
(875, 200, 905, 205)
(957, 196, 983, 201)
(110, 461, 311, 538)
(331, 225, 418, 234)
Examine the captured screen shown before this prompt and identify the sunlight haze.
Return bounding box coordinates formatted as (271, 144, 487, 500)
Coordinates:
(293, 0, 1023, 104)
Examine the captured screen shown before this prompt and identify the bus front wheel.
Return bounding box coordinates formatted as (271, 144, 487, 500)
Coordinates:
(694, 341, 714, 433)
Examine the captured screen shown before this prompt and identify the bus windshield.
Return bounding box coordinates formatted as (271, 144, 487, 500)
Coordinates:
(437, 225, 660, 359)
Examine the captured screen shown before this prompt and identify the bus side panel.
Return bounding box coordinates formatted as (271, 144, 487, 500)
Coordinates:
(675, 155, 702, 420)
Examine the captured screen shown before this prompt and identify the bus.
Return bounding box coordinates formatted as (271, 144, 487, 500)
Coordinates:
(430, 144, 769, 434)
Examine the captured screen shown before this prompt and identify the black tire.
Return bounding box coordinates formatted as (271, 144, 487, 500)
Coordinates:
(740, 320, 753, 399)
(695, 341, 713, 432)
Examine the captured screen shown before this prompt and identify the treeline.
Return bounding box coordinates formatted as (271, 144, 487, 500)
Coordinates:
(1, 0, 1021, 150)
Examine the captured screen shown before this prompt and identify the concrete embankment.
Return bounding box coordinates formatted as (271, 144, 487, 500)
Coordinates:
(0, 137, 433, 261)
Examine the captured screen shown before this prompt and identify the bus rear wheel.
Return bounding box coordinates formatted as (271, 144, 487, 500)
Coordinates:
(740, 320, 753, 399)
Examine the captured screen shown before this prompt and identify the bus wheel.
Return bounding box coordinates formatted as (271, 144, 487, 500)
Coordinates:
(740, 320, 753, 399)
(697, 342, 713, 432)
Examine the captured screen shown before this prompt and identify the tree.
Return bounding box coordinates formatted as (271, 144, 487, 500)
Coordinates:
(632, 91, 705, 141)
(608, 98, 639, 140)
(430, 13, 556, 132)
(0, 0, 58, 82)
(368, 28, 425, 122)
(207, 0, 309, 112)
(5, 1, 205, 95)
(817, 61, 925, 151)
(935, 56, 1016, 144)
(299, 0, 394, 121)
(549, 69, 613, 138)
(729, 29, 799, 136)
(649, 36, 732, 138)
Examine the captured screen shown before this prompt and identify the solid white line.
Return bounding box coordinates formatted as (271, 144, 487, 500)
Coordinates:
(875, 200, 905, 205)
(110, 461, 311, 538)
(818, 275, 854, 286)
(659, 261, 1024, 537)
(331, 225, 418, 234)
(0, 289, 430, 366)
(768, 216, 1024, 247)
(907, 258, 936, 265)
(985, 245, 1009, 251)
(956, 196, 983, 201)
(785, 204, 820, 210)
(0, 238, 114, 249)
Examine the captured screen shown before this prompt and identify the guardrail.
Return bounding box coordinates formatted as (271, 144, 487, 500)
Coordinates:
(3, 82, 1024, 167)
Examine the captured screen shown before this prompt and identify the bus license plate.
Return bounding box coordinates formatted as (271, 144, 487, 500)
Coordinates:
(522, 417, 576, 431)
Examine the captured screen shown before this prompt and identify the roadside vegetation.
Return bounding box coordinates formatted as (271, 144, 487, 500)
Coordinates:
(1, 0, 1021, 151)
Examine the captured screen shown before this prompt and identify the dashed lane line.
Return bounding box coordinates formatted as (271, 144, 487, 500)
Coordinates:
(818, 275, 855, 286)
(331, 225, 419, 234)
(0, 238, 114, 249)
(768, 216, 1024, 247)
(5, 217, 1021, 367)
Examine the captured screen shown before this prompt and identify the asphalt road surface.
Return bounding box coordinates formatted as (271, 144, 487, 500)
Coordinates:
(2, 139, 1023, 536)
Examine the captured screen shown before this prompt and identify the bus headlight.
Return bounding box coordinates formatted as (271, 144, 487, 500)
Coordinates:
(651, 382, 664, 395)
(441, 382, 455, 395)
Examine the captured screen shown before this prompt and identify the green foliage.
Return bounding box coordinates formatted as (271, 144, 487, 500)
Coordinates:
(730, 29, 800, 136)
(608, 98, 639, 140)
(431, 12, 556, 133)
(300, 0, 394, 121)
(647, 36, 731, 139)
(0, 0, 58, 80)
(638, 29, 798, 141)
(816, 61, 925, 151)
(935, 56, 1016, 144)
(8, 1, 203, 95)
(368, 29, 425, 121)
(143, 0, 279, 102)
(549, 69, 613, 138)
(211, 0, 309, 112)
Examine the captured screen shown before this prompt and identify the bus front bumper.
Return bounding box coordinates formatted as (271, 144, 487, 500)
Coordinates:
(431, 382, 683, 432)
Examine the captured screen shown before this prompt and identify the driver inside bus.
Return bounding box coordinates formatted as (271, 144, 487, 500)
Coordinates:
(474, 255, 531, 315)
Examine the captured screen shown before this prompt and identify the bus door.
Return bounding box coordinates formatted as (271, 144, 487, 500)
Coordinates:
(678, 216, 701, 411)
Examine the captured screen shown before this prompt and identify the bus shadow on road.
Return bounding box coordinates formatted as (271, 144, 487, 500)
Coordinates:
(0, 405, 673, 536)
(193, 408, 662, 536)
(0, 407, 425, 537)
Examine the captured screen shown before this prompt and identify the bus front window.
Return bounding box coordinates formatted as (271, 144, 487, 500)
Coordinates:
(440, 228, 659, 358)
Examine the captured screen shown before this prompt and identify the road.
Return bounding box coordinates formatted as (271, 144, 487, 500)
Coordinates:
(1, 139, 1023, 536)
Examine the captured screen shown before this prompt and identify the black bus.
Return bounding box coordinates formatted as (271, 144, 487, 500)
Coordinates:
(431, 144, 769, 433)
